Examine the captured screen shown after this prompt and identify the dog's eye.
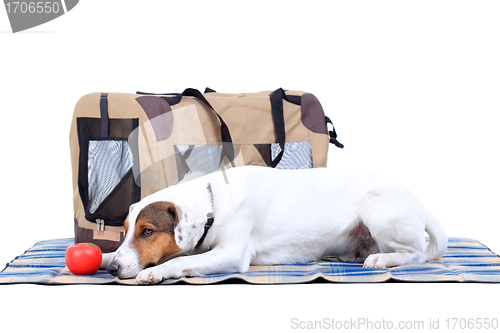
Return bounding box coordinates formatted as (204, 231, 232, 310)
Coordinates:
(141, 228, 154, 237)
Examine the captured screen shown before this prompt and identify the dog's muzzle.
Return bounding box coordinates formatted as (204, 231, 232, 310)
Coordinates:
(106, 259, 120, 276)
(105, 248, 143, 279)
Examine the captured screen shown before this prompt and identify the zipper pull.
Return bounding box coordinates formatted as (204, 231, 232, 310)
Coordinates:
(96, 219, 105, 235)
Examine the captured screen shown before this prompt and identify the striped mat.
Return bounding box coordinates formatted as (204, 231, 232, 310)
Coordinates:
(1, 237, 499, 285)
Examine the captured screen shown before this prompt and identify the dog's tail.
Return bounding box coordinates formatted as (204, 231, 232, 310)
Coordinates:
(424, 211, 448, 260)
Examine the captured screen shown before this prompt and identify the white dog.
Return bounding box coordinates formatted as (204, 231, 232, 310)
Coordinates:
(104, 166, 447, 284)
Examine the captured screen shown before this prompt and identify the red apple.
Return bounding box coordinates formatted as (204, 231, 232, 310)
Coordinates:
(65, 243, 102, 275)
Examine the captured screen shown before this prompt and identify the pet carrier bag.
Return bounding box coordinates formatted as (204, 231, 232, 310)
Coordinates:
(69, 88, 342, 252)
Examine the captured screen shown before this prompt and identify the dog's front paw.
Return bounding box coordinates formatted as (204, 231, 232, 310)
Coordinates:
(363, 254, 388, 268)
(135, 267, 164, 285)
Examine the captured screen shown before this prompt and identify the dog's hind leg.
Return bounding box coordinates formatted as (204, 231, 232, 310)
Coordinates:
(356, 186, 429, 268)
(363, 242, 426, 268)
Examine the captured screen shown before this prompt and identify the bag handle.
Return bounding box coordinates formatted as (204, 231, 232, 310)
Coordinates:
(181, 88, 233, 145)
(136, 91, 183, 105)
(137, 89, 235, 166)
(99, 93, 109, 137)
(204, 87, 288, 168)
(268, 88, 288, 168)
(325, 116, 344, 148)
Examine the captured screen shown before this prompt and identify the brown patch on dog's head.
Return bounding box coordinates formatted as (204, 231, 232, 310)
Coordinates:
(131, 202, 182, 268)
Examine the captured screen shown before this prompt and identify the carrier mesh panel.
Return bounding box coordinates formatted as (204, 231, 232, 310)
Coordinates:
(88, 140, 133, 214)
(175, 144, 223, 180)
(271, 141, 313, 169)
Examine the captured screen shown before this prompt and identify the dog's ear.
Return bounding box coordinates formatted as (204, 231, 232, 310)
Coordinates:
(171, 204, 206, 249)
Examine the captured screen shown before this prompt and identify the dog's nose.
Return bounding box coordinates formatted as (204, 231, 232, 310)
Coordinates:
(106, 260, 120, 276)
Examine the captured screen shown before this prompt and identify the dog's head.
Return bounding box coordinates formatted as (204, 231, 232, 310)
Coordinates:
(106, 198, 209, 279)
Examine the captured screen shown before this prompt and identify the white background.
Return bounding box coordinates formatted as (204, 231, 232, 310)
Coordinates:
(1, 1, 499, 332)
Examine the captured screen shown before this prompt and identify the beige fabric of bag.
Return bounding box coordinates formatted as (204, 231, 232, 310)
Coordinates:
(69, 88, 342, 252)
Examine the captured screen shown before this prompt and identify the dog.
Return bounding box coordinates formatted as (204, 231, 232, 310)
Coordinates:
(103, 166, 447, 284)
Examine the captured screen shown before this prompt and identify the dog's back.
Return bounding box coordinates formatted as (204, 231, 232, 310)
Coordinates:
(205, 167, 414, 265)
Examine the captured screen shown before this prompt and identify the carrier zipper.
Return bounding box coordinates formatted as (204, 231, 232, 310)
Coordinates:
(96, 219, 105, 235)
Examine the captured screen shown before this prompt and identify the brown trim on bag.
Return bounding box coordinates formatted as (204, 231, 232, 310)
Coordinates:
(135, 96, 174, 141)
(254, 144, 272, 166)
(301, 94, 328, 135)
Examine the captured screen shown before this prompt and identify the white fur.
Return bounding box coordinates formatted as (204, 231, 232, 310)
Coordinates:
(106, 166, 447, 284)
